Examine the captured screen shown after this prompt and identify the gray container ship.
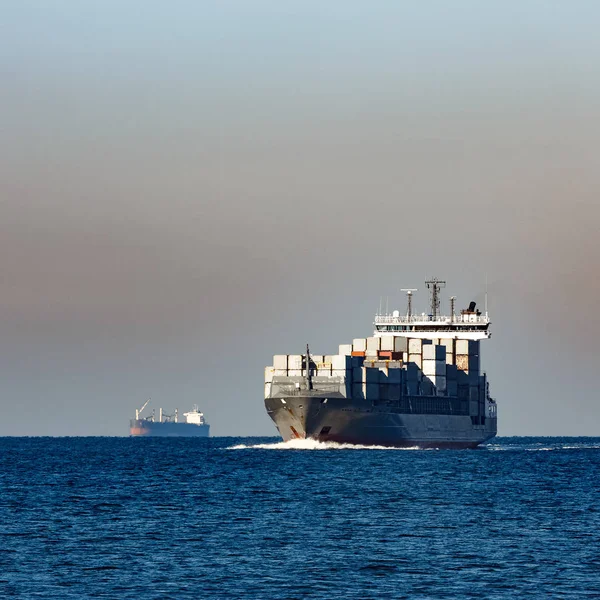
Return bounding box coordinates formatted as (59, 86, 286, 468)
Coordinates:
(264, 279, 497, 448)
(130, 400, 210, 437)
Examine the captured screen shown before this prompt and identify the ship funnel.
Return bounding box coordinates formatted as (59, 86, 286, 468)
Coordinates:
(468, 301, 476, 312)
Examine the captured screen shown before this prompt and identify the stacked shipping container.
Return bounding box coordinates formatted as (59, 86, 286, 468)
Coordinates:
(266, 335, 482, 405)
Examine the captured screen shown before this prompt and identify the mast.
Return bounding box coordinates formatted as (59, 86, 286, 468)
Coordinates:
(305, 344, 313, 391)
(485, 273, 489, 317)
(401, 288, 417, 318)
(425, 278, 446, 320)
(136, 398, 150, 420)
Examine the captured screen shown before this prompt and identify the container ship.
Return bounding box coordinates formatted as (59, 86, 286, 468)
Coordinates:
(129, 400, 210, 437)
(264, 278, 497, 448)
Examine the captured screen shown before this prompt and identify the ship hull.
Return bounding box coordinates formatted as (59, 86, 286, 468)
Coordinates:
(129, 420, 210, 437)
(265, 396, 496, 449)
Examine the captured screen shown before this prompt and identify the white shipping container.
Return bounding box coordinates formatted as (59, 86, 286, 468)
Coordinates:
(408, 353, 422, 369)
(455, 340, 469, 355)
(317, 366, 332, 376)
(408, 339, 422, 354)
(422, 359, 445, 376)
(265, 367, 274, 383)
(366, 336, 381, 351)
(323, 356, 334, 368)
(380, 336, 395, 351)
(273, 355, 288, 369)
(264, 383, 271, 397)
(353, 338, 367, 352)
(422, 344, 436, 360)
(394, 337, 408, 352)
(440, 339, 454, 352)
(311, 355, 324, 364)
(287, 355, 303, 370)
(331, 369, 347, 379)
(339, 344, 353, 356)
(273, 369, 287, 376)
(332, 355, 352, 371)
(288, 369, 302, 377)
(402, 352, 408, 363)
(446, 352, 454, 365)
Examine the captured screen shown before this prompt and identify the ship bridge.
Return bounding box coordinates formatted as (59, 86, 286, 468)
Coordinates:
(374, 313, 490, 340)
(374, 279, 491, 341)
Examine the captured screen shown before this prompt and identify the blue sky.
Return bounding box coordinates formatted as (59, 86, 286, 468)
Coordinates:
(1, 2, 599, 435)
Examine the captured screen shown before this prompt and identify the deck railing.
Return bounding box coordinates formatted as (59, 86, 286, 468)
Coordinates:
(374, 314, 489, 325)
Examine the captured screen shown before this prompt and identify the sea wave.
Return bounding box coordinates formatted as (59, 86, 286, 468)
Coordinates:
(484, 442, 600, 452)
(227, 439, 422, 451)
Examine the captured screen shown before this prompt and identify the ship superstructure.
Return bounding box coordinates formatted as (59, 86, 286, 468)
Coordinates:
(130, 401, 210, 437)
(264, 279, 497, 448)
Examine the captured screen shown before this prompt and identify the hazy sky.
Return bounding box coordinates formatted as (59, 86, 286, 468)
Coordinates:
(1, 1, 599, 435)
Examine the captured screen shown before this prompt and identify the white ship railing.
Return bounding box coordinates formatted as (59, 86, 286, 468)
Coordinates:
(374, 314, 490, 325)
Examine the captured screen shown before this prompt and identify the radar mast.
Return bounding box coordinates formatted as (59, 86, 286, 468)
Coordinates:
(400, 289, 417, 318)
(425, 278, 446, 320)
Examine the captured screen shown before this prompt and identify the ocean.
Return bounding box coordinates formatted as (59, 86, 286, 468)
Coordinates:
(1, 436, 598, 599)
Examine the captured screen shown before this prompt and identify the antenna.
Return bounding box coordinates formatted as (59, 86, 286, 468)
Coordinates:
(485, 274, 488, 317)
(450, 296, 456, 321)
(425, 278, 446, 320)
(385, 296, 389, 315)
(401, 288, 418, 318)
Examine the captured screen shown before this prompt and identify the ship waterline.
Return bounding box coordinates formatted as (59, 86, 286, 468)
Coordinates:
(129, 420, 210, 437)
(265, 395, 496, 448)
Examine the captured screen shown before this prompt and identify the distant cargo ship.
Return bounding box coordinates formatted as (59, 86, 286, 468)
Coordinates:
(264, 278, 497, 448)
(129, 400, 210, 437)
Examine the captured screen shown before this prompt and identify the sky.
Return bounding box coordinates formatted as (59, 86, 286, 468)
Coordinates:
(1, 1, 599, 435)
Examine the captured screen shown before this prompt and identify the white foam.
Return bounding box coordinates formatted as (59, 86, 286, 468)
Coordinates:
(227, 439, 422, 451)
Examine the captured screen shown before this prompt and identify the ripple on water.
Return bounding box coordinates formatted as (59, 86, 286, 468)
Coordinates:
(0, 436, 598, 599)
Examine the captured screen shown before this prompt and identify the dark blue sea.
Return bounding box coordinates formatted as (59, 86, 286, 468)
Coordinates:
(1, 437, 599, 599)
